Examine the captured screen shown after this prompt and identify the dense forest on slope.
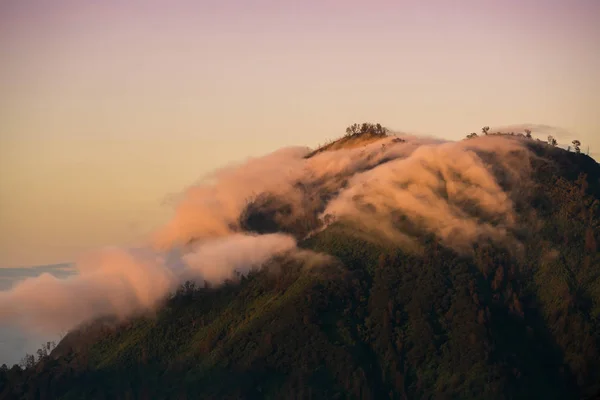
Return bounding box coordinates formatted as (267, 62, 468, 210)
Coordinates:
(1, 130, 599, 400)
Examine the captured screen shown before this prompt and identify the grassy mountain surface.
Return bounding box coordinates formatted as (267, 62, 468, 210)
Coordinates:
(1, 132, 599, 400)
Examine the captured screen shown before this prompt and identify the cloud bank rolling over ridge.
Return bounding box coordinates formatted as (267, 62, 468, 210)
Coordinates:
(0, 132, 541, 363)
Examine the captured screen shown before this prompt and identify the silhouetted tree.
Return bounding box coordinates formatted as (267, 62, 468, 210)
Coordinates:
(482, 126, 490, 135)
(548, 135, 557, 146)
(466, 132, 478, 139)
(524, 129, 532, 139)
(19, 354, 35, 370)
(572, 140, 581, 154)
(346, 124, 361, 136)
(345, 122, 388, 137)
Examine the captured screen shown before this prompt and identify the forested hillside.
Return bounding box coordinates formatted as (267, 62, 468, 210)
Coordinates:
(1, 129, 599, 400)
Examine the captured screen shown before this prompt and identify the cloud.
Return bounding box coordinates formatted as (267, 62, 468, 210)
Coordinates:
(0, 234, 298, 336)
(0, 248, 176, 334)
(153, 147, 310, 248)
(321, 135, 530, 252)
(489, 123, 574, 141)
(182, 233, 297, 284)
(0, 264, 75, 291)
(0, 131, 538, 359)
(154, 134, 444, 248)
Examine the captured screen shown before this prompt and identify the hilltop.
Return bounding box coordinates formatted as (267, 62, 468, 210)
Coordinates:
(304, 123, 390, 158)
(1, 126, 599, 400)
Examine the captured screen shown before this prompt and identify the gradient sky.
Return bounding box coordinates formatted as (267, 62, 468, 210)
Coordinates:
(1, 0, 599, 268)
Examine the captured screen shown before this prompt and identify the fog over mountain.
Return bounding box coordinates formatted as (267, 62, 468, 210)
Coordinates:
(1, 133, 530, 337)
(1, 128, 599, 399)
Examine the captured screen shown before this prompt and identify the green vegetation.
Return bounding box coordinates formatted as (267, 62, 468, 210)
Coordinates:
(1, 138, 599, 400)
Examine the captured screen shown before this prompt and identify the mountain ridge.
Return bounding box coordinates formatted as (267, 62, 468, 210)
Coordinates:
(1, 130, 599, 399)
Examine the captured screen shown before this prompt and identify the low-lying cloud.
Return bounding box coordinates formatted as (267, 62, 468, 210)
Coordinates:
(0, 131, 536, 363)
(322, 137, 530, 252)
(0, 234, 296, 336)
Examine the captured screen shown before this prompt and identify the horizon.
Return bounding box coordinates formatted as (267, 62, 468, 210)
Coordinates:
(2, 0, 600, 269)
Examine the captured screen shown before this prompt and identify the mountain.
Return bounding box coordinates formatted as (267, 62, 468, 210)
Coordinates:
(1, 130, 599, 399)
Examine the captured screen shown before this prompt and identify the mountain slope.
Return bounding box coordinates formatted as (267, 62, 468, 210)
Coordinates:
(1, 134, 599, 400)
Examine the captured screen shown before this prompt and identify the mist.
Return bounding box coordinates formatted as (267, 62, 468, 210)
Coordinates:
(0, 233, 296, 336)
(322, 136, 531, 252)
(0, 132, 536, 364)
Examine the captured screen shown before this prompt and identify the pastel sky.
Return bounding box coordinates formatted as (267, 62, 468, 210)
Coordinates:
(1, 0, 599, 268)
